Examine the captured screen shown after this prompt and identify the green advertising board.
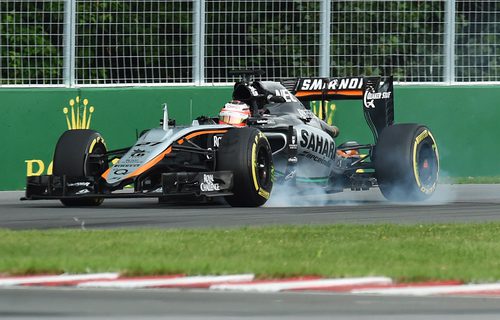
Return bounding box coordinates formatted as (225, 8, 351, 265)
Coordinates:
(1, 85, 499, 190)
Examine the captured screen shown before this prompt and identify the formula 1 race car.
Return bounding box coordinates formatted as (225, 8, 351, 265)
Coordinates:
(24, 70, 439, 207)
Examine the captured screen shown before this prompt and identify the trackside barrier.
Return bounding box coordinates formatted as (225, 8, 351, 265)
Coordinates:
(1, 85, 499, 190)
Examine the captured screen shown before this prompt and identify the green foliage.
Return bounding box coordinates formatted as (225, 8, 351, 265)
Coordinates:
(455, 1, 500, 81)
(205, 1, 322, 80)
(330, 1, 445, 81)
(1, 1, 498, 84)
(74, 1, 193, 84)
(1, 2, 64, 84)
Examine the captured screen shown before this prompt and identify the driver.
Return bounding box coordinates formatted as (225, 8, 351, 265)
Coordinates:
(218, 100, 251, 127)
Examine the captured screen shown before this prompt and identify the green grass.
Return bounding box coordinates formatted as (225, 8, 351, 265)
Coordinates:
(2, 224, 500, 282)
(440, 176, 500, 184)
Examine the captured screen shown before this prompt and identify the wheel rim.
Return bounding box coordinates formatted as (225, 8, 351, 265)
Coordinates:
(416, 142, 438, 189)
(85, 143, 107, 177)
(257, 147, 271, 186)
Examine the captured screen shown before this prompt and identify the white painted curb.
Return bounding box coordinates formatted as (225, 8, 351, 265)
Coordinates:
(1, 273, 500, 297)
(0, 273, 119, 286)
(210, 276, 393, 293)
(352, 283, 500, 296)
(77, 274, 255, 288)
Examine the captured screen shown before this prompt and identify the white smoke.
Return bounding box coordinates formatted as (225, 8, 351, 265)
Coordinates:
(421, 171, 458, 205)
(265, 183, 331, 207)
(265, 177, 456, 207)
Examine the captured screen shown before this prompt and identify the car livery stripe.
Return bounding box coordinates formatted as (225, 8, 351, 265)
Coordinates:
(124, 130, 228, 180)
(125, 147, 172, 179)
(177, 129, 228, 145)
(101, 167, 111, 179)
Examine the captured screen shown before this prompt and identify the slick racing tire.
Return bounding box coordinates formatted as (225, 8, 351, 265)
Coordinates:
(374, 124, 439, 202)
(53, 130, 108, 206)
(217, 127, 273, 207)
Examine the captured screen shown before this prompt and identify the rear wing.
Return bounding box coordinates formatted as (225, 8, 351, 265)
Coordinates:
(282, 76, 394, 141)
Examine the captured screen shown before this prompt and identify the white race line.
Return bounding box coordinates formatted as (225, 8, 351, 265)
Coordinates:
(77, 274, 255, 288)
(210, 276, 393, 293)
(352, 283, 500, 296)
(0, 273, 119, 286)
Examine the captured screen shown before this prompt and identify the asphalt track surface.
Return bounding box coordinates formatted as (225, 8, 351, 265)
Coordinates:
(1, 287, 500, 320)
(2, 184, 500, 319)
(1, 184, 500, 229)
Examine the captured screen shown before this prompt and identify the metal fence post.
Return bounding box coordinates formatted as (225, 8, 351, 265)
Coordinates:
(319, 0, 331, 77)
(444, 0, 456, 83)
(193, 0, 205, 84)
(63, 0, 76, 87)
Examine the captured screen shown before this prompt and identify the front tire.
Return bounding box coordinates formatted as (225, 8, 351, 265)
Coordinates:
(53, 130, 108, 206)
(374, 124, 439, 202)
(217, 128, 273, 207)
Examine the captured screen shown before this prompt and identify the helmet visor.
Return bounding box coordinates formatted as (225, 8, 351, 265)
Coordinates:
(220, 114, 247, 125)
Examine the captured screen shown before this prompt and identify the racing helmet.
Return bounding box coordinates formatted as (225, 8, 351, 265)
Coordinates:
(218, 100, 251, 127)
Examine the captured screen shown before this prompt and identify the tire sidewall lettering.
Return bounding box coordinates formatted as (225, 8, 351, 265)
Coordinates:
(88, 136, 106, 154)
(413, 130, 438, 194)
(251, 133, 272, 199)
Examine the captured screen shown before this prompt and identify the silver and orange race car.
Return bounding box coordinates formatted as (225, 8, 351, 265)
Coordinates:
(24, 71, 439, 207)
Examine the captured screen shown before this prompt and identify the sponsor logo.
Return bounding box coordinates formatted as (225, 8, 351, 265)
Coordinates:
(113, 164, 140, 168)
(249, 86, 259, 96)
(25, 96, 97, 177)
(299, 130, 335, 160)
(121, 148, 150, 165)
(290, 134, 298, 150)
(113, 169, 129, 176)
(275, 89, 299, 102)
(363, 86, 392, 109)
(258, 187, 270, 199)
(255, 119, 270, 124)
(213, 135, 222, 148)
(288, 156, 298, 164)
(135, 141, 162, 147)
(299, 77, 363, 91)
(302, 151, 333, 167)
(285, 170, 296, 181)
(297, 109, 315, 120)
(200, 174, 220, 192)
(76, 189, 90, 195)
(131, 149, 146, 157)
(63, 96, 95, 130)
(67, 182, 91, 187)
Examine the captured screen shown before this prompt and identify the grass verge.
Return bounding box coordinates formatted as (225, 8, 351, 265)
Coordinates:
(441, 176, 500, 184)
(2, 223, 500, 282)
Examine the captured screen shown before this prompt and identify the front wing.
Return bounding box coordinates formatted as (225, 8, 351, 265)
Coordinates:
(23, 171, 233, 200)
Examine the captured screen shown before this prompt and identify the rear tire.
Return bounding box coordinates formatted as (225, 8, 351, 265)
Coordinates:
(374, 124, 439, 202)
(217, 128, 273, 207)
(53, 130, 108, 206)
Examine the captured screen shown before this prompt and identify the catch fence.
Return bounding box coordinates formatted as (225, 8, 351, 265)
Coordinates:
(0, 0, 498, 86)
